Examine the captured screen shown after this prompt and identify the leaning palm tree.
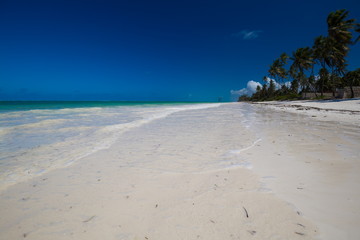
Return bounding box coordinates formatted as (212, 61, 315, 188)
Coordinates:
(278, 53, 289, 84)
(313, 36, 327, 96)
(268, 60, 280, 82)
(326, 9, 358, 94)
(268, 53, 289, 86)
(327, 9, 356, 50)
(312, 36, 338, 96)
(290, 47, 314, 97)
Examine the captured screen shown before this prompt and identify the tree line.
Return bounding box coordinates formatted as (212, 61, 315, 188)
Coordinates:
(240, 9, 360, 102)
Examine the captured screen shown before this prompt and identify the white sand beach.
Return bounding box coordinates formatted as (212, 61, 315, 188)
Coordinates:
(253, 98, 360, 126)
(250, 99, 360, 239)
(0, 100, 359, 240)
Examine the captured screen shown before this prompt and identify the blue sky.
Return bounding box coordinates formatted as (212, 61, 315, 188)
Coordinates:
(1, 0, 359, 101)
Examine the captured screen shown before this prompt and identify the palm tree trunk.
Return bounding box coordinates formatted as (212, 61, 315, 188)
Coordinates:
(320, 64, 325, 97)
(310, 66, 317, 98)
(350, 85, 354, 98)
(331, 66, 336, 98)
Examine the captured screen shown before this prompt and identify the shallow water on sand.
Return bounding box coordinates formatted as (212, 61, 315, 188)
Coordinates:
(0, 102, 229, 191)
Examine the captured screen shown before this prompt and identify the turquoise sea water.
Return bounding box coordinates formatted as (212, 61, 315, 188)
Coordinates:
(0, 101, 207, 112)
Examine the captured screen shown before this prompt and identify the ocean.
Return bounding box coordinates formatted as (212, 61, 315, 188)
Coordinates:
(0, 101, 223, 191)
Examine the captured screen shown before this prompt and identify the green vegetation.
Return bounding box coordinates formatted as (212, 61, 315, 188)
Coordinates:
(241, 9, 360, 102)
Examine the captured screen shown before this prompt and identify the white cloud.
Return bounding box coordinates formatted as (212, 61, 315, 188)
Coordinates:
(284, 81, 292, 88)
(263, 77, 281, 89)
(247, 80, 262, 92)
(232, 30, 262, 40)
(263, 77, 292, 90)
(231, 78, 294, 101)
(231, 80, 262, 100)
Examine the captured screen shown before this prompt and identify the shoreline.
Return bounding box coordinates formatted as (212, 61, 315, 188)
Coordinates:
(1, 102, 359, 239)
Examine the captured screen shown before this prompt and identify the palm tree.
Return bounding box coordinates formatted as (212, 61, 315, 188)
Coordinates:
(327, 9, 356, 50)
(327, 9, 358, 95)
(355, 23, 360, 43)
(312, 36, 339, 96)
(268, 53, 289, 86)
(343, 69, 360, 98)
(250, 9, 359, 101)
(313, 36, 327, 96)
(290, 47, 314, 97)
(268, 60, 280, 82)
(278, 53, 289, 84)
(289, 67, 300, 94)
(317, 67, 330, 96)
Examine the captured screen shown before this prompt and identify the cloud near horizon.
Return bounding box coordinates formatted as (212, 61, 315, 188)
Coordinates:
(231, 78, 291, 100)
(232, 30, 262, 40)
(231, 80, 262, 99)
